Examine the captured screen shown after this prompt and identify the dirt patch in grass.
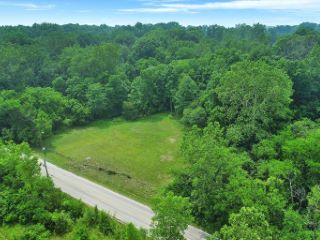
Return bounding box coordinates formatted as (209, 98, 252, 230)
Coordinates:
(168, 137, 177, 143)
(160, 154, 174, 162)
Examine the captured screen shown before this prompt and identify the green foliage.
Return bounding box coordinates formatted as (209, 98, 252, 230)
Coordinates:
(211, 60, 293, 148)
(212, 207, 273, 240)
(274, 27, 320, 59)
(307, 186, 320, 239)
(83, 207, 100, 227)
(151, 192, 193, 240)
(174, 75, 199, 115)
(20, 224, 50, 240)
(46, 212, 73, 235)
(181, 105, 207, 127)
(62, 199, 84, 221)
(0, 87, 88, 145)
(126, 223, 143, 240)
(133, 36, 160, 59)
(283, 129, 320, 188)
(1, 22, 320, 240)
(187, 145, 250, 229)
(98, 211, 114, 235)
(125, 64, 170, 116)
(86, 83, 108, 118)
(0, 141, 144, 239)
(122, 101, 140, 120)
(63, 44, 120, 80)
(72, 223, 90, 240)
(280, 209, 312, 240)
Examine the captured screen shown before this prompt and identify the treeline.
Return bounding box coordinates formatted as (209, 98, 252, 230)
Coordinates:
(1, 22, 320, 145)
(0, 21, 320, 239)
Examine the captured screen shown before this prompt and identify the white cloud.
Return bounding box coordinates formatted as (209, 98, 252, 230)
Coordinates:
(0, 1, 55, 11)
(120, 0, 320, 13)
(120, 7, 188, 13)
(138, 0, 186, 3)
(162, 0, 320, 10)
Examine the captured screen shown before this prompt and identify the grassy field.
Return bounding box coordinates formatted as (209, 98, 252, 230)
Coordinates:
(38, 114, 184, 204)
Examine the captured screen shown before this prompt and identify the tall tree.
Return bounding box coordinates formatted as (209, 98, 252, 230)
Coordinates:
(151, 192, 193, 240)
(212, 60, 293, 148)
(174, 74, 199, 115)
(212, 207, 273, 240)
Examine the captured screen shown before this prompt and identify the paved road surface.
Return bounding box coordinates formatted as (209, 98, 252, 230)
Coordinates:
(40, 161, 210, 240)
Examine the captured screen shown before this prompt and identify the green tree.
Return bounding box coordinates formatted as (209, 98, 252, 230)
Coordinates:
(280, 209, 312, 240)
(274, 27, 320, 60)
(63, 43, 120, 81)
(105, 73, 129, 117)
(0, 44, 34, 90)
(189, 145, 250, 229)
(285, 46, 320, 119)
(122, 101, 140, 120)
(126, 223, 143, 240)
(20, 87, 68, 129)
(47, 212, 73, 235)
(212, 60, 293, 148)
(86, 83, 107, 118)
(133, 36, 160, 59)
(151, 192, 193, 240)
(182, 105, 207, 127)
(283, 129, 320, 190)
(213, 207, 273, 240)
(125, 65, 170, 116)
(307, 186, 320, 240)
(174, 75, 199, 115)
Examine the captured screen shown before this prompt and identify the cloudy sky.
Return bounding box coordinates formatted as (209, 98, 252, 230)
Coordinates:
(0, 0, 319, 26)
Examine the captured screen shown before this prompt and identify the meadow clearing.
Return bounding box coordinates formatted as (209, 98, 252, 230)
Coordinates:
(39, 114, 184, 204)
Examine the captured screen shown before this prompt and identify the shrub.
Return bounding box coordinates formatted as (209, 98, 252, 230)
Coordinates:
(47, 212, 72, 235)
(62, 198, 84, 220)
(82, 206, 99, 226)
(20, 224, 50, 240)
(126, 223, 143, 240)
(98, 211, 114, 235)
(122, 101, 140, 120)
(72, 223, 90, 240)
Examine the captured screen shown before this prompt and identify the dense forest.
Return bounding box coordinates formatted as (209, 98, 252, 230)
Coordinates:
(0, 21, 320, 239)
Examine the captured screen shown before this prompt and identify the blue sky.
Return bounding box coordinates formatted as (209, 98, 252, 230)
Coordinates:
(0, 0, 319, 27)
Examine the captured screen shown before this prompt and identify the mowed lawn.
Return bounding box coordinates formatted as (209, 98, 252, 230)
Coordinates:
(40, 114, 184, 204)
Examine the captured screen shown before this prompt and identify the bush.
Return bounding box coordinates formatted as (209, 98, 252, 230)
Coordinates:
(122, 101, 140, 120)
(62, 198, 84, 220)
(47, 212, 72, 235)
(82, 206, 99, 226)
(126, 223, 143, 240)
(20, 224, 50, 240)
(98, 211, 114, 235)
(72, 223, 90, 240)
(182, 106, 207, 127)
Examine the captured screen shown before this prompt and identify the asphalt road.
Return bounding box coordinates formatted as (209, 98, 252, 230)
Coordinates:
(40, 160, 210, 240)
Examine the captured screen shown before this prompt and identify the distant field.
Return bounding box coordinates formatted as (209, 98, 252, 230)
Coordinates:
(39, 114, 184, 204)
